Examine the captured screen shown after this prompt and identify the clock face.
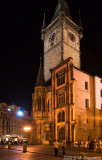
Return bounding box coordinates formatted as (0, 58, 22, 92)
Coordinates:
(68, 32, 75, 42)
(49, 33, 56, 43)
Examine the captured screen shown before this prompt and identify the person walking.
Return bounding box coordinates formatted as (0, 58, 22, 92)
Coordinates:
(62, 138, 66, 156)
(98, 137, 101, 149)
(53, 139, 59, 157)
(93, 139, 97, 152)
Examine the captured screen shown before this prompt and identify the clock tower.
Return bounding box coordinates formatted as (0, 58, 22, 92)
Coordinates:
(42, 0, 83, 82)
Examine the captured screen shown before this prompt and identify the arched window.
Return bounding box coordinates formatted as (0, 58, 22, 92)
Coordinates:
(71, 108, 73, 121)
(34, 99, 36, 111)
(43, 98, 45, 112)
(48, 100, 49, 112)
(57, 92, 65, 108)
(38, 97, 41, 111)
(62, 111, 65, 122)
(70, 63, 74, 80)
(57, 112, 61, 123)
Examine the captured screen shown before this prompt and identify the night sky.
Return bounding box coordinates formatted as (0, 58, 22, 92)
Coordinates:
(0, 0, 102, 114)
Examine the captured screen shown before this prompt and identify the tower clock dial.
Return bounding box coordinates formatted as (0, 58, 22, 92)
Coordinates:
(49, 33, 56, 43)
(68, 32, 75, 42)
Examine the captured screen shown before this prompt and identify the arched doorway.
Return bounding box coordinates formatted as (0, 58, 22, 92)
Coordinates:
(58, 126, 65, 142)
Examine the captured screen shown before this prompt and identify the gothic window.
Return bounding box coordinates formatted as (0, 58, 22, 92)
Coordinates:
(48, 100, 49, 112)
(57, 92, 65, 108)
(70, 63, 74, 80)
(38, 97, 41, 111)
(43, 98, 45, 112)
(70, 83, 73, 104)
(101, 104, 102, 110)
(62, 111, 65, 122)
(71, 108, 73, 121)
(34, 99, 36, 111)
(57, 112, 61, 123)
(85, 82, 88, 90)
(57, 111, 65, 123)
(101, 90, 102, 97)
(57, 72, 65, 86)
(85, 99, 89, 108)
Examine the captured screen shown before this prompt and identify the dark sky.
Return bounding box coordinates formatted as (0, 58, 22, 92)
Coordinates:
(0, 0, 102, 114)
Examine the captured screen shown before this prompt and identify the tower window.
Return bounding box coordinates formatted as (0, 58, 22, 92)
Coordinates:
(62, 111, 65, 122)
(85, 99, 89, 108)
(57, 72, 65, 86)
(57, 112, 61, 123)
(57, 111, 65, 123)
(70, 83, 73, 104)
(43, 98, 45, 112)
(57, 92, 65, 108)
(70, 64, 74, 80)
(101, 90, 102, 97)
(85, 82, 88, 90)
(71, 108, 73, 121)
(48, 100, 49, 112)
(38, 97, 41, 111)
(34, 99, 36, 111)
(101, 104, 102, 110)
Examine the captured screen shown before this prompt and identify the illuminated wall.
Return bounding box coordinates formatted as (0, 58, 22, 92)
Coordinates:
(94, 76, 102, 110)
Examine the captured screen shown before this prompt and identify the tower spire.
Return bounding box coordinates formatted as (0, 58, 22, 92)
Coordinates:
(42, 13, 46, 30)
(35, 53, 45, 86)
(78, 10, 82, 28)
(52, 0, 71, 21)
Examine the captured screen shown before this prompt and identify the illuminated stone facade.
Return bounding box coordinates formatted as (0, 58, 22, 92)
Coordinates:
(32, 0, 102, 145)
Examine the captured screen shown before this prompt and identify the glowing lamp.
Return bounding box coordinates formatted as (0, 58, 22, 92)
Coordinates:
(17, 110, 24, 117)
(24, 127, 31, 131)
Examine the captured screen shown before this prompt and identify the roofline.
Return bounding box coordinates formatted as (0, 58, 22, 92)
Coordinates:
(74, 66, 93, 77)
(50, 57, 73, 72)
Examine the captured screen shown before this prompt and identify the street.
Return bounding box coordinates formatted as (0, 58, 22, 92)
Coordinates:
(0, 145, 102, 160)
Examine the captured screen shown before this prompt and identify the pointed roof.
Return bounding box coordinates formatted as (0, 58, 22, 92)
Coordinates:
(52, 0, 71, 21)
(42, 13, 46, 30)
(78, 10, 82, 28)
(35, 54, 45, 87)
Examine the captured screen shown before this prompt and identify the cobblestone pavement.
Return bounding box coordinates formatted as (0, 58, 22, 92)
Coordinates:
(0, 145, 102, 160)
(0, 148, 63, 160)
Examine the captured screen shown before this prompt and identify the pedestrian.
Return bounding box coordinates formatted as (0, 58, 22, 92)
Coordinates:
(98, 137, 101, 149)
(53, 139, 59, 157)
(93, 139, 97, 152)
(62, 138, 66, 156)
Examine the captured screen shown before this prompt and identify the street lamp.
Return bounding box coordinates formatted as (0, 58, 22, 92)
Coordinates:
(24, 127, 31, 132)
(23, 126, 31, 144)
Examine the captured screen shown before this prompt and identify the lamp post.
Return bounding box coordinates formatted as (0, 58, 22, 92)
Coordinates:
(24, 127, 31, 144)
